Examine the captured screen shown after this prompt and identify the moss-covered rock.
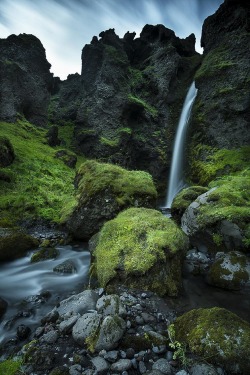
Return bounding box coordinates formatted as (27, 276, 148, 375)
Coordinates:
(0, 228, 39, 262)
(92, 207, 189, 296)
(173, 307, 250, 374)
(0, 358, 22, 375)
(0, 136, 15, 167)
(171, 185, 208, 223)
(62, 160, 157, 240)
(31, 247, 59, 263)
(207, 251, 249, 290)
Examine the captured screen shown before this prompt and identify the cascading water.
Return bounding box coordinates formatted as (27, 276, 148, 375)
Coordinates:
(165, 81, 197, 208)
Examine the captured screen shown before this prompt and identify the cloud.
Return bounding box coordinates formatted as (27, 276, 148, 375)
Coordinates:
(0, 0, 223, 79)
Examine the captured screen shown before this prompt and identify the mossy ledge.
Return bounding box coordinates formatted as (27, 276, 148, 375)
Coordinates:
(92, 207, 189, 296)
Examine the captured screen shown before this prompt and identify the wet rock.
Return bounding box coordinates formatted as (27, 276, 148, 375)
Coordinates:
(110, 359, 132, 372)
(72, 312, 101, 347)
(55, 289, 99, 316)
(0, 297, 8, 319)
(103, 350, 119, 362)
(207, 251, 249, 290)
(16, 324, 31, 340)
(31, 247, 59, 263)
(53, 260, 77, 274)
(41, 330, 58, 344)
(91, 356, 109, 374)
(96, 294, 126, 317)
(189, 363, 219, 375)
(69, 364, 82, 375)
(152, 358, 172, 374)
(95, 315, 126, 352)
(59, 314, 79, 334)
(42, 309, 59, 324)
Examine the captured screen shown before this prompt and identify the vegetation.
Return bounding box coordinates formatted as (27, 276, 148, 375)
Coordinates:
(0, 358, 22, 375)
(127, 94, 158, 117)
(93, 207, 188, 295)
(76, 160, 157, 207)
(0, 120, 84, 224)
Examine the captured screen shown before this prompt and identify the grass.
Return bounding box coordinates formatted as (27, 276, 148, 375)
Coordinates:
(127, 94, 158, 118)
(0, 120, 84, 224)
(0, 358, 22, 375)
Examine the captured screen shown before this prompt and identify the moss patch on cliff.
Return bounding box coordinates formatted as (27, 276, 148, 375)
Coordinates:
(76, 160, 157, 207)
(0, 120, 80, 223)
(0, 358, 22, 375)
(93, 207, 188, 295)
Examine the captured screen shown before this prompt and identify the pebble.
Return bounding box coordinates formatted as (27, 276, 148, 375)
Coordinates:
(59, 314, 79, 334)
(111, 359, 132, 372)
(139, 360, 147, 374)
(152, 358, 172, 374)
(91, 356, 109, 374)
(69, 364, 82, 375)
(125, 348, 135, 359)
(41, 330, 58, 344)
(135, 315, 144, 325)
(104, 350, 119, 362)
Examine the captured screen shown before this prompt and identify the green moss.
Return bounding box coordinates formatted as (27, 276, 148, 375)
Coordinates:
(31, 247, 59, 263)
(189, 144, 250, 186)
(76, 160, 157, 207)
(104, 45, 128, 66)
(0, 120, 78, 223)
(127, 94, 158, 118)
(100, 136, 119, 148)
(0, 230, 39, 261)
(94, 207, 188, 291)
(57, 122, 75, 149)
(174, 307, 250, 372)
(0, 358, 22, 375)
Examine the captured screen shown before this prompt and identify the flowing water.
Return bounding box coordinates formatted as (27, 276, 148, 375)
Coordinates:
(0, 244, 90, 344)
(165, 82, 197, 208)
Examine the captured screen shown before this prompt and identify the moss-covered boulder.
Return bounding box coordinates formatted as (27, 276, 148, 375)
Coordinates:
(173, 307, 250, 374)
(207, 251, 249, 290)
(62, 160, 157, 240)
(0, 228, 39, 262)
(0, 136, 15, 167)
(31, 247, 59, 263)
(181, 171, 250, 254)
(91, 207, 189, 296)
(171, 185, 208, 223)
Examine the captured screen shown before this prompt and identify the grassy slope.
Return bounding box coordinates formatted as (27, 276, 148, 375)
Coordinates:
(0, 120, 84, 224)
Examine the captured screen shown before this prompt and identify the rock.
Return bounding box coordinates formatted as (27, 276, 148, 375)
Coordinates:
(55, 289, 99, 316)
(59, 314, 79, 334)
(110, 359, 132, 372)
(174, 307, 250, 374)
(138, 361, 147, 374)
(95, 315, 126, 352)
(96, 294, 126, 317)
(91, 356, 109, 374)
(16, 324, 31, 340)
(72, 312, 101, 347)
(69, 364, 82, 375)
(63, 160, 157, 240)
(46, 125, 61, 146)
(42, 309, 59, 324)
(53, 260, 77, 274)
(0, 228, 39, 262)
(31, 247, 59, 263)
(103, 350, 119, 362)
(92, 208, 188, 296)
(189, 363, 219, 375)
(0, 136, 15, 167)
(176, 371, 189, 375)
(207, 251, 249, 290)
(0, 33, 53, 126)
(152, 358, 172, 374)
(41, 330, 58, 344)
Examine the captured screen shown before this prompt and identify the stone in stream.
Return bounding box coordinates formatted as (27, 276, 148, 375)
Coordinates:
(53, 259, 77, 274)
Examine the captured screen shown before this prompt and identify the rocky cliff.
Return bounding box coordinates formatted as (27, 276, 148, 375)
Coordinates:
(188, 0, 250, 183)
(0, 34, 53, 126)
(50, 25, 200, 186)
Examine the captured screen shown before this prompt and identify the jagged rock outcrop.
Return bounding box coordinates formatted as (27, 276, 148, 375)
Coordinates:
(50, 25, 200, 186)
(188, 0, 250, 183)
(0, 34, 53, 126)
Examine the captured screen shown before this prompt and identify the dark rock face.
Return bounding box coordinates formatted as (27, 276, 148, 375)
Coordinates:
(50, 25, 200, 187)
(188, 0, 250, 182)
(0, 34, 53, 126)
(0, 136, 15, 167)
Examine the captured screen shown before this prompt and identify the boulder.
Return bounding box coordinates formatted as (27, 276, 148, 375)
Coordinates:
(53, 260, 77, 274)
(96, 294, 126, 317)
(54, 289, 99, 316)
(0, 136, 15, 167)
(72, 312, 101, 347)
(91, 207, 189, 296)
(174, 307, 250, 374)
(31, 247, 59, 263)
(0, 228, 39, 262)
(207, 251, 250, 290)
(62, 160, 157, 240)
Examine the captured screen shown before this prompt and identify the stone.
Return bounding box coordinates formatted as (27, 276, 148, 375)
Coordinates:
(55, 289, 99, 316)
(96, 294, 126, 317)
(0, 297, 8, 319)
(16, 324, 31, 340)
(91, 356, 109, 374)
(0, 136, 15, 167)
(69, 364, 82, 375)
(42, 330, 58, 344)
(104, 350, 119, 362)
(72, 312, 101, 347)
(95, 315, 126, 351)
(53, 260, 77, 274)
(189, 363, 218, 375)
(110, 359, 132, 372)
(207, 251, 249, 290)
(138, 361, 147, 374)
(152, 358, 172, 374)
(59, 314, 79, 334)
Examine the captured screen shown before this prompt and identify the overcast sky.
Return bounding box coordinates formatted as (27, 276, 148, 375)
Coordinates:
(0, 0, 223, 80)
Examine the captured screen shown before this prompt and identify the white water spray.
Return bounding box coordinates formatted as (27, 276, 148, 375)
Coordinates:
(165, 82, 197, 208)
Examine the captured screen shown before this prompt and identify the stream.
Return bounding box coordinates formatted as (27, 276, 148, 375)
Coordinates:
(0, 243, 90, 344)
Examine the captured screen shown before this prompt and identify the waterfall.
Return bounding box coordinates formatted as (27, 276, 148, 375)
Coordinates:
(165, 82, 197, 208)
